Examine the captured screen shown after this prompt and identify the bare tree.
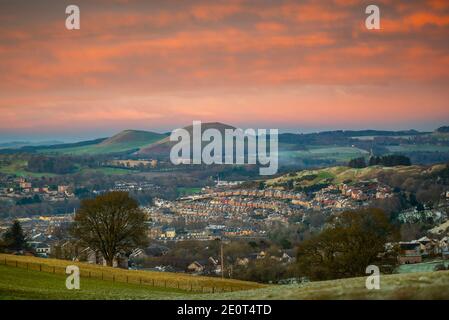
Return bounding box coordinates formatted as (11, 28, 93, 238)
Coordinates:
(72, 191, 148, 266)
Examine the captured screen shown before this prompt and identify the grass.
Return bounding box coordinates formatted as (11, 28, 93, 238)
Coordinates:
(2, 260, 449, 300)
(0, 265, 188, 300)
(199, 270, 449, 300)
(0, 254, 263, 294)
(396, 260, 449, 274)
(267, 164, 442, 188)
(282, 146, 368, 160)
(177, 187, 202, 196)
(79, 167, 134, 175)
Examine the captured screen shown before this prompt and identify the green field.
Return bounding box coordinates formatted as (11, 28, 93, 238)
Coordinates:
(0, 254, 262, 296)
(177, 187, 202, 196)
(0, 159, 135, 178)
(280, 146, 369, 163)
(396, 260, 449, 274)
(0, 159, 58, 178)
(0, 265, 189, 300)
(386, 144, 449, 153)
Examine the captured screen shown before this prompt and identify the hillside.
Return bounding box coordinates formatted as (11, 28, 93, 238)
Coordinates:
(1, 254, 449, 299)
(40, 130, 168, 155)
(202, 270, 449, 300)
(0, 254, 263, 294)
(137, 122, 235, 157)
(267, 164, 446, 189)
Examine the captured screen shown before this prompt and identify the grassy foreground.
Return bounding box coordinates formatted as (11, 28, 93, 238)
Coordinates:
(1, 254, 449, 300)
(202, 270, 449, 300)
(0, 254, 262, 293)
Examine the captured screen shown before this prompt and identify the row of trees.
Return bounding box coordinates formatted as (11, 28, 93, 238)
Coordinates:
(348, 155, 411, 168)
(27, 155, 77, 174)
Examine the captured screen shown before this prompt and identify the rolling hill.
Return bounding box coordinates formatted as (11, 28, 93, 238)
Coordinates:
(40, 130, 168, 155)
(1, 125, 448, 169)
(136, 122, 236, 157)
(267, 164, 446, 188)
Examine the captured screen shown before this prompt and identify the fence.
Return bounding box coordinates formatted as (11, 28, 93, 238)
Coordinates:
(0, 257, 248, 293)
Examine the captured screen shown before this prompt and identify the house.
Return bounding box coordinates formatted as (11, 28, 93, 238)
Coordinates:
(441, 237, 449, 260)
(163, 227, 176, 238)
(416, 236, 439, 256)
(398, 242, 422, 264)
(35, 243, 51, 257)
(187, 261, 205, 273)
(281, 250, 295, 263)
(236, 257, 250, 266)
(58, 185, 69, 193)
(129, 248, 146, 260)
(80, 247, 128, 268)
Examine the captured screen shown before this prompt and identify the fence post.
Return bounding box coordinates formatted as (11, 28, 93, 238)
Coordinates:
(139, 277, 142, 285)
(26, 262, 29, 270)
(164, 280, 167, 288)
(89, 271, 91, 278)
(101, 272, 104, 280)
(190, 283, 193, 291)
(212, 287, 214, 293)
(152, 279, 154, 286)
(53, 266, 55, 274)
(39, 264, 42, 272)
(15, 260, 18, 267)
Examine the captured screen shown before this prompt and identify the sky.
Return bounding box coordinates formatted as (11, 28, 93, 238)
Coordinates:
(0, 0, 449, 142)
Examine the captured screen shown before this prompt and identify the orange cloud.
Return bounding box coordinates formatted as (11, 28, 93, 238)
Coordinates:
(0, 0, 448, 134)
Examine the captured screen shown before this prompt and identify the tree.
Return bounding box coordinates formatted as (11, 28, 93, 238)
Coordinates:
(2, 220, 28, 252)
(71, 191, 148, 266)
(296, 208, 398, 281)
(348, 157, 367, 168)
(368, 155, 411, 167)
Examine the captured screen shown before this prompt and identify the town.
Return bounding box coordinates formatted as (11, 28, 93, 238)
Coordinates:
(2, 169, 448, 279)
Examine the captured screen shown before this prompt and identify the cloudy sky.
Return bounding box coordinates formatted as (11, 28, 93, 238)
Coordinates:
(0, 0, 448, 141)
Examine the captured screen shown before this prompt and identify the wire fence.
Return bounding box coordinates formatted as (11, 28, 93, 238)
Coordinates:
(0, 257, 249, 294)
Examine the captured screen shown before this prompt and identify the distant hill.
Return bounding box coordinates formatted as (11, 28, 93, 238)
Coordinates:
(38, 130, 168, 155)
(137, 122, 236, 157)
(436, 126, 449, 134)
(0, 140, 65, 149)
